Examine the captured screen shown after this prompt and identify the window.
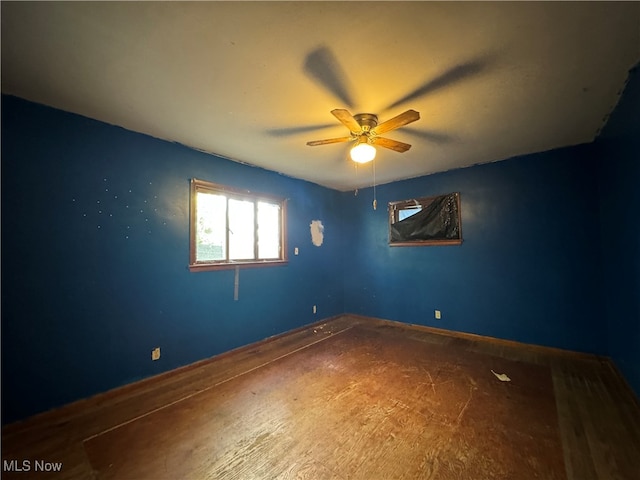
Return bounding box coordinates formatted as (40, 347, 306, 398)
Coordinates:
(389, 192, 462, 246)
(189, 178, 287, 271)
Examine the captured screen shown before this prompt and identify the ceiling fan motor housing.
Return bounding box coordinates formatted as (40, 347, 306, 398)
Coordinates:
(354, 113, 378, 132)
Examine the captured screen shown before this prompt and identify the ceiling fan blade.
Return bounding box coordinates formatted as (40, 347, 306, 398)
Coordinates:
(303, 46, 355, 108)
(371, 137, 412, 153)
(331, 109, 362, 133)
(372, 110, 420, 135)
(385, 58, 489, 110)
(306, 136, 352, 146)
(266, 123, 337, 137)
(402, 127, 454, 144)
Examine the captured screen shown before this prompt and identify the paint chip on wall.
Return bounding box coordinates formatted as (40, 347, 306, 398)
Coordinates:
(310, 220, 324, 247)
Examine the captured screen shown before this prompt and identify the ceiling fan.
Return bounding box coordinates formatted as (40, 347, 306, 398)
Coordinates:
(306, 108, 420, 163)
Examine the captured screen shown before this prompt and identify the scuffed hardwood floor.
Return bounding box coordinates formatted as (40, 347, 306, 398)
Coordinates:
(2, 314, 639, 479)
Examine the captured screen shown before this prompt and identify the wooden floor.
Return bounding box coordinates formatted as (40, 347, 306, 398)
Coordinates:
(2, 314, 640, 479)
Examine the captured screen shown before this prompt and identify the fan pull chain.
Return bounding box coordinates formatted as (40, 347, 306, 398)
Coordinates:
(354, 161, 359, 196)
(372, 159, 377, 210)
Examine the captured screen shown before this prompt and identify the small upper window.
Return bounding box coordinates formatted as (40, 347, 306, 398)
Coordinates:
(389, 192, 462, 246)
(189, 178, 287, 271)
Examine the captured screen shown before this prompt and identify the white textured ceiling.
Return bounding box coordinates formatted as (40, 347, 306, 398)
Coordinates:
(2, 2, 639, 191)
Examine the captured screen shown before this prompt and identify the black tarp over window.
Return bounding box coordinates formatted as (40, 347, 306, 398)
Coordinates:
(390, 192, 460, 243)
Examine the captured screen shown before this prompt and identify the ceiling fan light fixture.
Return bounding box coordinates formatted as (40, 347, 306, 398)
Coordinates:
(307, 109, 418, 162)
(350, 138, 376, 163)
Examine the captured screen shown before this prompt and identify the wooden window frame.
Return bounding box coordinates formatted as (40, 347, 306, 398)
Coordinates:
(388, 192, 462, 247)
(189, 178, 288, 271)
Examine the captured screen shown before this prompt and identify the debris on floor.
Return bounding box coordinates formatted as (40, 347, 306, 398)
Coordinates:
(491, 370, 511, 382)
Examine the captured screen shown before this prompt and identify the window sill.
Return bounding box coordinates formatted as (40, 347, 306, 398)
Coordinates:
(189, 260, 288, 272)
(389, 239, 462, 247)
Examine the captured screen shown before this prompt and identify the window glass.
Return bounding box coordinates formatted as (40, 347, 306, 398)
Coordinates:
(195, 192, 226, 261)
(190, 179, 287, 271)
(258, 202, 280, 259)
(228, 198, 255, 260)
(398, 206, 422, 221)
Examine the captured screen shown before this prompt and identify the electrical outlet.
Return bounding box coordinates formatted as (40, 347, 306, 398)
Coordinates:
(294, 247, 299, 255)
(435, 310, 441, 320)
(313, 305, 317, 314)
(152, 347, 161, 361)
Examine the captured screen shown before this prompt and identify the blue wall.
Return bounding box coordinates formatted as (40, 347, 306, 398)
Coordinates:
(342, 145, 604, 354)
(596, 65, 640, 396)
(3, 66, 639, 424)
(1, 95, 345, 424)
